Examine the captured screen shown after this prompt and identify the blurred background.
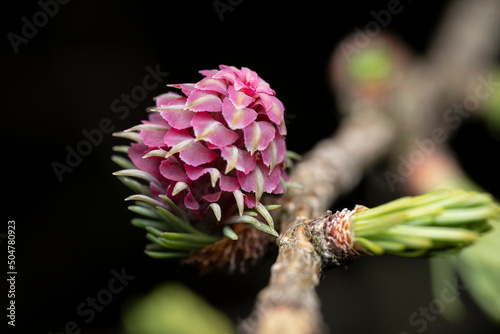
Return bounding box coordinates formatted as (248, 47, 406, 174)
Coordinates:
(2, 0, 500, 333)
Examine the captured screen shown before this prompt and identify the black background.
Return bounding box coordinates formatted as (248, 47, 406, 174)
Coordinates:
(2, 0, 500, 333)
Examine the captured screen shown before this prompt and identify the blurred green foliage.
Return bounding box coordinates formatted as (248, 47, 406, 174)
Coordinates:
(123, 282, 235, 334)
(429, 179, 500, 324)
(347, 47, 393, 82)
(483, 69, 500, 137)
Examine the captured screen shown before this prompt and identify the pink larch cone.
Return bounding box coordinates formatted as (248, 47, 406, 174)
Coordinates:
(113, 65, 290, 267)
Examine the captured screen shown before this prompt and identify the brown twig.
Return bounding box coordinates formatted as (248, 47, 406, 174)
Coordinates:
(388, 0, 500, 152)
(240, 115, 395, 334)
(239, 221, 323, 334)
(240, 1, 500, 333)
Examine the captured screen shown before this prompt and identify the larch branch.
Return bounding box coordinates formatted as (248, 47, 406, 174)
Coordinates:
(240, 1, 500, 333)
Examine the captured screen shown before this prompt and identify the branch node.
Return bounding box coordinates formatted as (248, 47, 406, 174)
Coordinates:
(305, 206, 369, 270)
